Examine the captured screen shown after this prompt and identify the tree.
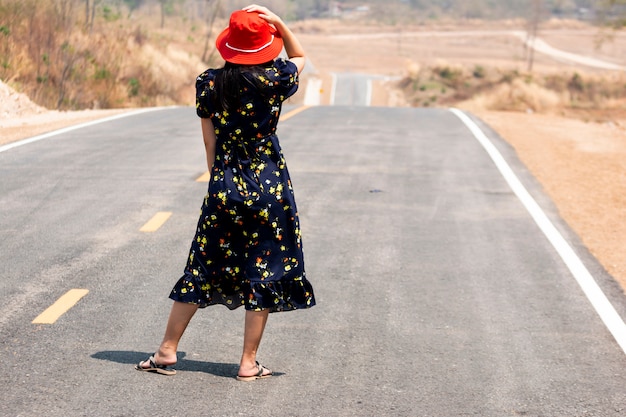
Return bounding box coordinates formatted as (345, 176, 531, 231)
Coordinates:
(84, 0, 102, 33)
(526, 0, 543, 72)
(156, 0, 185, 28)
(201, 0, 222, 62)
(597, 0, 626, 27)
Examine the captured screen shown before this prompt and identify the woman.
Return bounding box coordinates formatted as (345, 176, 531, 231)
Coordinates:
(136, 4, 315, 381)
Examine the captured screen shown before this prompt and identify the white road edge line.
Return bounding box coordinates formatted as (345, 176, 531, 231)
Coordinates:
(303, 77, 322, 106)
(0, 107, 173, 153)
(450, 107, 626, 355)
(329, 73, 337, 106)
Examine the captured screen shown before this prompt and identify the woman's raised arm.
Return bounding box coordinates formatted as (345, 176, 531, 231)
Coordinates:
(243, 4, 306, 74)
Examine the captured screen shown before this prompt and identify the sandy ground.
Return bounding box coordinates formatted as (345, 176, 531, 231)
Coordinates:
(0, 79, 130, 145)
(2, 25, 625, 293)
(0, 109, 131, 145)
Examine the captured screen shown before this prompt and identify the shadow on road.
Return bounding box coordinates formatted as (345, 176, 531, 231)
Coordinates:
(90, 350, 272, 378)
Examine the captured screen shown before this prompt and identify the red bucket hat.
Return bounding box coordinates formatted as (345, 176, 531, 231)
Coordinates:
(216, 10, 284, 65)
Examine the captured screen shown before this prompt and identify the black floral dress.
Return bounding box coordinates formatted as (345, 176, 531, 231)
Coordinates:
(169, 59, 315, 313)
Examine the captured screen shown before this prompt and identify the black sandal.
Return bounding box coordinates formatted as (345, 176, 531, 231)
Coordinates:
(236, 361, 273, 381)
(134, 355, 176, 376)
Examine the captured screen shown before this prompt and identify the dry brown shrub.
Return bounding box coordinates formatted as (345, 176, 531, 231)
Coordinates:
(481, 78, 563, 112)
(0, 0, 215, 111)
(398, 60, 626, 115)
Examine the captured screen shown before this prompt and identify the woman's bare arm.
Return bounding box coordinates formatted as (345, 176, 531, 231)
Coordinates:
(201, 117, 217, 172)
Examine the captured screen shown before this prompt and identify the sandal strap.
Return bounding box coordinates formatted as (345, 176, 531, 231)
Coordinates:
(147, 354, 171, 370)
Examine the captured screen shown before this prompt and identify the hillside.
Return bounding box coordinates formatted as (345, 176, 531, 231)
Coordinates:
(0, 0, 217, 111)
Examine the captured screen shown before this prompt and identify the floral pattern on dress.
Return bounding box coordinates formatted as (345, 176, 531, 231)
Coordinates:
(169, 59, 315, 313)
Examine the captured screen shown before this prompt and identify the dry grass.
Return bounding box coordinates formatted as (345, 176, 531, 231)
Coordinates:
(0, 0, 217, 110)
(396, 62, 626, 116)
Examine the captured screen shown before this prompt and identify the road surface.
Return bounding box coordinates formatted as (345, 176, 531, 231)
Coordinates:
(1, 105, 626, 416)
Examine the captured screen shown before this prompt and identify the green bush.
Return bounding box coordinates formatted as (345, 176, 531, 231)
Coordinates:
(472, 65, 485, 79)
(103, 6, 121, 22)
(95, 69, 110, 80)
(128, 78, 140, 97)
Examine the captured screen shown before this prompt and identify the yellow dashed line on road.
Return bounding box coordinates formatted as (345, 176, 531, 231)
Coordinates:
(196, 171, 211, 182)
(32, 289, 89, 324)
(140, 211, 172, 232)
(280, 106, 309, 121)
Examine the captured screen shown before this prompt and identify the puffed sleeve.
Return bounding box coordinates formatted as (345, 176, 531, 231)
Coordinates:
(195, 69, 216, 118)
(270, 58, 299, 101)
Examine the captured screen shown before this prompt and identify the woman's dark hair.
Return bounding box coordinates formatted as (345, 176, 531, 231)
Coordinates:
(213, 61, 273, 112)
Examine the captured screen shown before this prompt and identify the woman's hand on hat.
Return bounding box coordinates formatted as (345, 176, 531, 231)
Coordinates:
(242, 4, 282, 27)
(243, 3, 306, 73)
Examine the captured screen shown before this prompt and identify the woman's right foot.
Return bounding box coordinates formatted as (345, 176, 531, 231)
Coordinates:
(135, 352, 177, 375)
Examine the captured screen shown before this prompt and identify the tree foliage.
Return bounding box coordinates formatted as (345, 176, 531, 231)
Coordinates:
(597, 0, 626, 27)
(339, 0, 596, 19)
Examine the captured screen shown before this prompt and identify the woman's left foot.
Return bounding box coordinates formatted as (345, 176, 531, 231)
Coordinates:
(236, 361, 273, 381)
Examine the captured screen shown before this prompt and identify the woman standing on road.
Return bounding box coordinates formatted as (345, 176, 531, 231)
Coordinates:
(135, 4, 315, 381)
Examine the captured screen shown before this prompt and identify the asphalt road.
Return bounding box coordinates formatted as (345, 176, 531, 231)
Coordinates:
(2, 105, 626, 416)
(332, 73, 372, 106)
(330, 73, 392, 106)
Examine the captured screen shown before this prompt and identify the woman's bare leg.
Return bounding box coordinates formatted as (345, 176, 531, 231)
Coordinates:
(238, 309, 271, 376)
(139, 301, 198, 368)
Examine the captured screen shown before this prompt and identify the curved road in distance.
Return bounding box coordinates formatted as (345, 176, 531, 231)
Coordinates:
(1, 105, 626, 416)
(331, 30, 626, 71)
